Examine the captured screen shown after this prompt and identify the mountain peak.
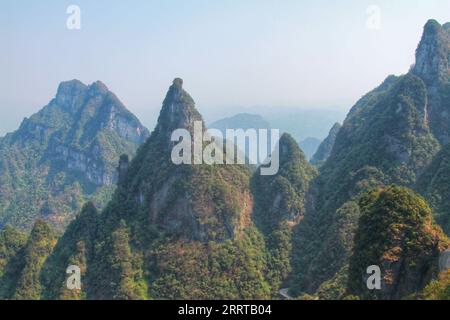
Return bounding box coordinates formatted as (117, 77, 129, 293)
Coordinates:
(156, 78, 202, 135)
(55, 80, 115, 111)
(55, 79, 87, 106)
(56, 80, 112, 103)
(252, 132, 317, 232)
(88, 80, 109, 95)
(424, 19, 442, 32)
(0, 79, 149, 230)
(172, 77, 183, 89)
(279, 133, 306, 164)
(413, 20, 450, 84)
(57, 79, 86, 93)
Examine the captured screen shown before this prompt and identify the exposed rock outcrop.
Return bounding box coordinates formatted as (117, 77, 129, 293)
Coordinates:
(0, 80, 149, 230)
(413, 20, 450, 145)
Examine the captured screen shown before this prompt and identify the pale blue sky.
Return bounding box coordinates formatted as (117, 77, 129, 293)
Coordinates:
(1, 0, 450, 135)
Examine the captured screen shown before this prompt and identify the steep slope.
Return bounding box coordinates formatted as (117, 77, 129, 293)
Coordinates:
(291, 73, 439, 296)
(291, 21, 448, 297)
(0, 80, 149, 230)
(42, 79, 271, 300)
(412, 18, 450, 240)
(417, 143, 450, 235)
(420, 269, 450, 300)
(347, 186, 449, 300)
(0, 220, 57, 300)
(252, 134, 317, 292)
(311, 122, 341, 166)
(0, 226, 28, 298)
(41, 202, 99, 300)
(412, 20, 450, 145)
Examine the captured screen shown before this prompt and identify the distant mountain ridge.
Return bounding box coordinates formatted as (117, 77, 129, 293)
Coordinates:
(209, 113, 332, 160)
(0, 80, 149, 230)
(265, 109, 346, 143)
(210, 113, 271, 132)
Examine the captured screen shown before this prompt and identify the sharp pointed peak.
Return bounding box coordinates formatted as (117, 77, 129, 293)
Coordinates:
(156, 78, 203, 133)
(56, 79, 111, 99)
(172, 77, 183, 89)
(56, 79, 87, 94)
(424, 19, 443, 31)
(88, 80, 109, 95)
(163, 78, 191, 103)
(413, 19, 450, 83)
(279, 132, 297, 144)
(279, 133, 306, 162)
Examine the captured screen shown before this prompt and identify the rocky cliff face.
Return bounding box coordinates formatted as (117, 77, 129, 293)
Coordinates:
(412, 20, 450, 236)
(417, 143, 450, 235)
(413, 20, 450, 145)
(0, 80, 149, 230)
(43, 80, 148, 186)
(413, 20, 450, 85)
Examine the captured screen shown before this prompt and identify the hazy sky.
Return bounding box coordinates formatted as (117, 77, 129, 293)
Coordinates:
(1, 0, 450, 135)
